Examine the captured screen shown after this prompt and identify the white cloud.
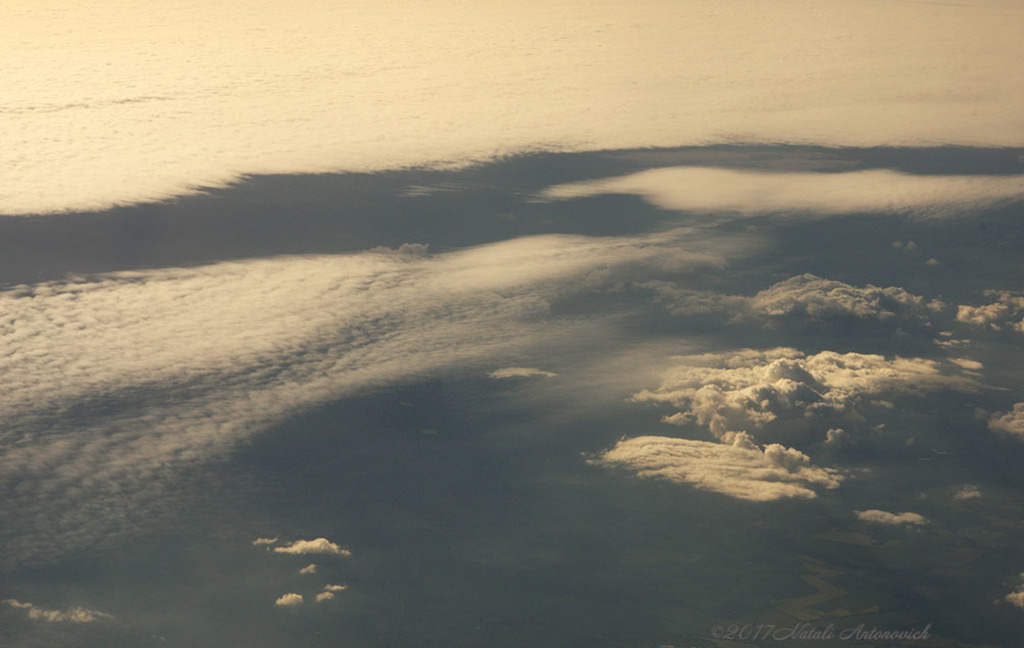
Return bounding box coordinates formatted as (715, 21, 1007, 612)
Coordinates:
(252, 537, 278, 546)
(855, 510, 928, 526)
(315, 592, 335, 603)
(988, 403, 1024, 440)
(488, 367, 558, 379)
(273, 538, 350, 557)
(322, 584, 348, 592)
(750, 274, 942, 320)
(1007, 574, 1024, 609)
(957, 291, 1024, 331)
(274, 593, 303, 607)
(299, 564, 318, 575)
(4, 599, 112, 623)
(642, 274, 941, 323)
(1, 228, 743, 568)
(4, 0, 1024, 215)
(632, 348, 976, 440)
(593, 435, 842, 501)
(540, 168, 1024, 219)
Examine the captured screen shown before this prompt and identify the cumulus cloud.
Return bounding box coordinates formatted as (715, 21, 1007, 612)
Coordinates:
(642, 274, 940, 324)
(252, 537, 278, 546)
(957, 291, 1024, 332)
(949, 358, 984, 372)
(4, 599, 112, 623)
(1, 228, 743, 568)
(488, 367, 558, 379)
(632, 348, 976, 440)
(323, 584, 348, 592)
(5, 0, 1023, 215)
(988, 403, 1024, 440)
(540, 168, 1024, 219)
(855, 510, 928, 526)
(273, 538, 350, 557)
(299, 564, 318, 575)
(274, 593, 303, 607)
(315, 592, 335, 603)
(593, 435, 842, 501)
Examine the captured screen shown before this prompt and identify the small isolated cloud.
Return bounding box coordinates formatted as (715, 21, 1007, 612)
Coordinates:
(273, 538, 351, 556)
(298, 564, 317, 575)
(323, 584, 348, 592)
(1007, 574, 1024, 609)
(592, 435, 842, 502)
(953, 484, 982, 501)
(252, 537, 278, 546)
(988, 403, 1024, 440)
(633, 348, 976, 441)
(488, 367, 558, 379)
(855, 510, 928, 526)
(274, 593, 303, 607)
(315, 592, 335, 602)
(5, 599, 112, 623)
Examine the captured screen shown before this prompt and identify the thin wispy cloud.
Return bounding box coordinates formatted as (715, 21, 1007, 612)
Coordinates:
(540, 168, 1024, 218)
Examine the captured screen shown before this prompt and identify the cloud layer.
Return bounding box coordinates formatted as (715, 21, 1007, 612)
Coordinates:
(541, 168, 1024, 218)
(0, 228, 739, 568)
(5, 0, 1024, 214)
(593, 435, 842, 501)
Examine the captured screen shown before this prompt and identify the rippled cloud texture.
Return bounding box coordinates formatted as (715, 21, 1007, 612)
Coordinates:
(4, 0, 1024, 215)
(1, 228, 742, 567)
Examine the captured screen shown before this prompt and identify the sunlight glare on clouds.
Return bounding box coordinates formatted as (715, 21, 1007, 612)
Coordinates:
(3, 0, 1024, 215)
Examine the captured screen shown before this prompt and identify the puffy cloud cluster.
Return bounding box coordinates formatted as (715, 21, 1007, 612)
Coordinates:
(540, 168, 1024, 219)
(6, 0, 1024, 215)
(632, 348, 975, 440)
(957, 291, 1024, 332)
(642, 274, 940, 325)
(488, 367, 558, 379)
(299, 564, 318, 575)
(273, 538, 350, 557)
(1, 228, 741, 568)
(315, 585, 347, 603)
(855, 510, 928, 526)
(4, 599, 112, 623)
(593, 435, 842, 501)
(988, 403, 1024, 440)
